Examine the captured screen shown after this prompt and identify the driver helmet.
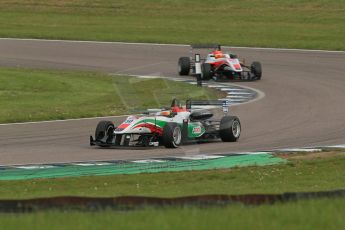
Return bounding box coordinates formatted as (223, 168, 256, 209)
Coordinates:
(160, 110, 171, 116)
(214, 50, 223, 59)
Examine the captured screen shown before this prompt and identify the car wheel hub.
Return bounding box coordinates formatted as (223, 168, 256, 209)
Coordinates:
(232, 120, 241, 138)
(173, 127, 181, 145)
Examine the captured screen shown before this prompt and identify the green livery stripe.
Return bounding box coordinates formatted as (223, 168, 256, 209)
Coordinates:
(133, 119, 167, 128)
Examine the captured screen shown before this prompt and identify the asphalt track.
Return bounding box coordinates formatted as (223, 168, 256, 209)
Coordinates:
(0, 39, 345, 166)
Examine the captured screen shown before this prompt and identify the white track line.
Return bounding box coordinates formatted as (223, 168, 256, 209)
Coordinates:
(227, 95, 252, 99)
(227, 92, 253, 95)
(220, 88, 249, 91)
(237, 152, 272, 155)
(72, 162, 112, 166)
(174, 155, 225, 160)
(131, 160, 166, 163)
(276, 148, 322, 152)
(0, 115, 129, 126)
(323, 145, 345, 148)
(0, 37, 189, 47)
(15, 165, 56, 169)
(224, 46, 345, 54)
(0, 37, 344, 53)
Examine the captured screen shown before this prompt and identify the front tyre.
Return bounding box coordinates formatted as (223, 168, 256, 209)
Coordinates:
(251, 61, 262, 80)
(95, 121, 115, 146)
(219, 116, 241, 142)
(178, 57, 190, 75)
(201, 63, 213, 80)
(162, 122, 182, 148)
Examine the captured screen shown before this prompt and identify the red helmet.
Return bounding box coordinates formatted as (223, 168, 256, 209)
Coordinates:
(160, 111, 171, 116)
(214, 50, 223, 59)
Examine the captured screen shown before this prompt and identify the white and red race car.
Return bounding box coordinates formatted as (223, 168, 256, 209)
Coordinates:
(178, 45, 262, 81)
(90, 99, 241, 148)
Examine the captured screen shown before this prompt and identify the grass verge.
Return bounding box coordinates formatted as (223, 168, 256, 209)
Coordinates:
(0, 153, 344, 229)
(0, 0, 344, 50)
(1, 198, 345, 230)
(0, 68, 220, 123)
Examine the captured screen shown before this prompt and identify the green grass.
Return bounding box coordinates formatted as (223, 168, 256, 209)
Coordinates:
(0, 155, 344, 199)
(0, 0, 344, 50)
(1, 198, 345, 230)
(0, 156, 345, 230)
(0, 68, 219, 123)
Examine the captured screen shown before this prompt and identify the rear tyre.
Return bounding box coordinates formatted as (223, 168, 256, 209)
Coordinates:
(162, 122, 182, 148)
(95, 121, 115, 146)
(219, 116, 241, 142)
(178, 57, 190, 75)
(201, 63, 213, 80)
(251, 61, 262, 80)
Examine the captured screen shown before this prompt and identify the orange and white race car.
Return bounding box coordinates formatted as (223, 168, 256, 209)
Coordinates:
(178, 45, 262, 81)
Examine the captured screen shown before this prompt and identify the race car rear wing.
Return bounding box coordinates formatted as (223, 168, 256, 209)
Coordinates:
(186, 99, 231, 114)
